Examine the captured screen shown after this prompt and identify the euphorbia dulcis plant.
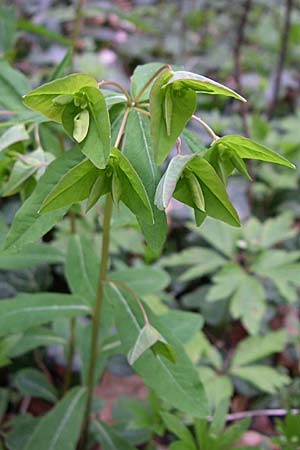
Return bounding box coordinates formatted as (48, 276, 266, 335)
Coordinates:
(3, 62, 294, 448)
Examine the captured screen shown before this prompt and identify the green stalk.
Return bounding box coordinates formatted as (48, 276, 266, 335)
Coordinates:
(80, 109, 129, 448)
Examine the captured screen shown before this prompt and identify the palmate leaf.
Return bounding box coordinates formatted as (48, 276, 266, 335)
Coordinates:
(230, 365, 290, 394)
(106, 282, 209, 417)
(22, 74, 98, 123)
(3, 147, 84, 251)
(24, 387, 87, 450)
(123, 109, 167, 252)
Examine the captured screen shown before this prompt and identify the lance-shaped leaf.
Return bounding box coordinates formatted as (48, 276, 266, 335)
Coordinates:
(3, 147, 84, 251)
(0, 124, 29, 152)
(0, 293, 90, 337)
(205, 135, 295, 181)
(14, 368, 58, 403)
(123, 109, 167, 253)
(40, 159, 100, 212)
(24, 387, 87, 450)
(22, 73, 98, 123)
(112, 147, 154, 224)
(106, 283, 209, 417)
(86, 174, 111, 211)
(150, 70, 196, 164)
(154, 153, 198, 210)
(164, 71, 246, 102)
(128, 324, 175, 365)
(62, 86, 111, 169)
(65, 234, 98, 306)
(92, 420, 137, 450)
(174, 157, 240, 227)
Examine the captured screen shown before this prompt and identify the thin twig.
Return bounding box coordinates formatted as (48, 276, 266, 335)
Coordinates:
(191, 114, 219, 142)
(114, 108, 130, 148)
(134, 107, 150, 117)
(106, 279, 150, 326)
(233, 0, 252, 137)
(34, 124, 41, 148)
(98, 80, 131, 105)
(33, 349, 53, 384)
(224, 408, 299, 422)
(133, 64, 172, 104)
(267, 0, 293, 119)
(176, 137, 182, 155)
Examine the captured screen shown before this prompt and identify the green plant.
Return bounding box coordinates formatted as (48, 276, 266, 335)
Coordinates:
(0, 61, 294, 449)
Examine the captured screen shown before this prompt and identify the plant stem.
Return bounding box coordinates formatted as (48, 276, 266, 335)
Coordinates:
(233, 0, 252, 137)
(80, 109, 129, 448)
(267, 0, 293, 119)
(71, 0, 85, 55)
(98, 80, 131, 105)
(62, 212, 77, 393)
(192, 114, 219, 142)
(134, 107, 151, 117)
(80, 194, 113, 448)
(133, 64, 172, 104)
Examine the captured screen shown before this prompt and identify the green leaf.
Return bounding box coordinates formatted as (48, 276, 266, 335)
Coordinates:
(24, 387, 87, 450)
(260, 213, 296, 248)
(231, 330, 288, 367)
(112, 148, 154, 224)
(86, 174, 111, 211)
(169, 441, 197, 450)
(0, 293, 90, 337)
(0, 243, 64, 269)
(128, 324, 174, 365)
(230, 274, 266, 335)
(14, 368, 58, 403)
(154, 153, 197, 210)
(251, 250, 300, 303)
(174, 157, 240, 227)
(150, 70, 196, 164)
(188, 217, 240, 258)
(72, 109, 90, 143)
(0, 388, 9, 423)
(160, 412, 196, 446)
(2, 161, 36, 197)
(8, 327, 66, 358)
(49, 48, 72, 82)
(4, 147, 84, 251)
(160, 310, 203, 343)
(65, 234, 98, 305)
(182, 128, 206, 154)
(0, 124, 29, 152)
(40, 158, 99, 212)
(0, 4, 16, 53)
(106, 283, 209, 417)
(108, 266, 170, 295)
(210, 398, 229, 436)
(206, 135, 295, 171)
(102, 89, 127, 107)
(218, 418, 250, 447)
(123, 110, 167, 253)
(130, 62, 167, 102)
(23, 74, 98, 123)
(5, 414, 40, 450)
(0, 58, 30, 112)
(17, 18, 71, 46)
(62, 86, 111, 169)
(230, 365, 290, 394)
(92, 419, 137, 450)
(165, 71, 246, 102)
